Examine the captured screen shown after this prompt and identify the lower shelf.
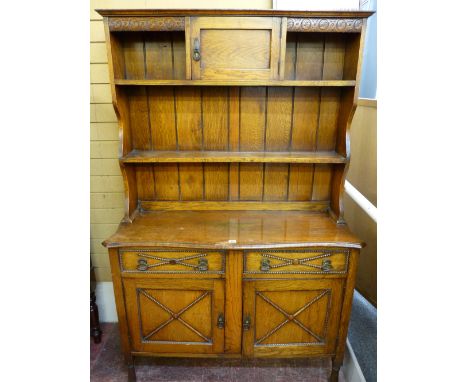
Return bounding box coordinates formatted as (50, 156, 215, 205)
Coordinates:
(120, 150, 347, 164)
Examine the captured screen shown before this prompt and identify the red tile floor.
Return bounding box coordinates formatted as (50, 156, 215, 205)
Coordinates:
(91, 323, 345, 381)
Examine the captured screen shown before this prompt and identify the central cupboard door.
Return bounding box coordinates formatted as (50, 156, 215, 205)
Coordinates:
(123, 278, 225, 354)
(190, 17, 281, 80)
(242, 279, 344, 357)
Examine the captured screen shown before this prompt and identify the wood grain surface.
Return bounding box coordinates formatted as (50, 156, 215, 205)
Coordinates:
(99, 10, 373, 378)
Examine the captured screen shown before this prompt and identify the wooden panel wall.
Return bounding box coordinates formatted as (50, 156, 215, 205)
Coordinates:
(285, 32, 359, 81)
(344, 193, 377, 306)
(114, 31, 186, 80)
(347, 100, 377, 206)
(90, 0, 273, 281)
(123, 86, 340, 203)
(344, 99, 377, 305)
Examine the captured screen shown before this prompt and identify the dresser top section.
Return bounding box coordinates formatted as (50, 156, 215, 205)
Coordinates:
(96, 9, 374, 18)
(103, 211, 363, 250)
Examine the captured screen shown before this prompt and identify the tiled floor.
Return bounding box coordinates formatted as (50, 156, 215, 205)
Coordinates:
(91, 323, 345, 381)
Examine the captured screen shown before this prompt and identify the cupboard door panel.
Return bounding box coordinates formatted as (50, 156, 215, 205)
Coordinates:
(242, 279, 343, 357)
(124, 278, 225, 354)
(190, 17, 281, 80)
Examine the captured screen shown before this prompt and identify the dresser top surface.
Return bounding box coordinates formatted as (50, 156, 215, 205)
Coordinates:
(96, 9, 374, 18)
(103, 210, 362, 250)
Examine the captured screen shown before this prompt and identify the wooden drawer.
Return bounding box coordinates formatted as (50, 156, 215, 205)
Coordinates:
(119, 249, 225, 275)
(190, 17, 281, 80)
(243, 249, 349, 276)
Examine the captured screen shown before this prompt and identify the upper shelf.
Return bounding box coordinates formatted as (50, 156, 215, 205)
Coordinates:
(115, 79, 356, 87)
(121, 150, 347, 164)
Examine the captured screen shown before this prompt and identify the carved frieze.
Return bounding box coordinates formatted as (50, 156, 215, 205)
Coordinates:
(108, 17, 185, 31)
(287, 18, 363, 32)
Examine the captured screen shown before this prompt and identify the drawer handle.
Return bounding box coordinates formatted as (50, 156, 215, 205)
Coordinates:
(197, 258, 208, 271)
(193, 38, 201, 61)
(260, 258, 271, 272)
(137, 258, 148, 271)
(217, 313, 225, 329)
(243, 315, 251, 330)
(321, 259, 332, 272)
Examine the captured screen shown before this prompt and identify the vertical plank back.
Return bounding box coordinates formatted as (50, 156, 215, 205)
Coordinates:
(107, 22, 368, 211)
(239, 87, 266, 201)
(203, 87, 230, 200)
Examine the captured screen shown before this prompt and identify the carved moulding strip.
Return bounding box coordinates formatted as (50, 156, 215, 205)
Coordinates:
(108, 17, 185, 32)
(287, 18, 363, 32)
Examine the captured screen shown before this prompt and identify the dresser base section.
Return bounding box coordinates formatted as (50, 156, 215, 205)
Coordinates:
(106, 245, 360, 382)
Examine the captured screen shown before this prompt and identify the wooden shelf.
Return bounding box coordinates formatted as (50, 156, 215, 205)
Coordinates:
(114, 79, 356, 87)
(121, 150, 347, 164)
(103, 210, 363, 249)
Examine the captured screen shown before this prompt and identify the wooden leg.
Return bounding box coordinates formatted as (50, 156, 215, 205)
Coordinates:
(329, 357, 341, 382)
(127, 356, 136, 382)
(90, 291, 102, 344)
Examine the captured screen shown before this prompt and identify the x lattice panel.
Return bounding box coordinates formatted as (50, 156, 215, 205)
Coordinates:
(254, 289, 331, 347)
(137, 288, 213, 344)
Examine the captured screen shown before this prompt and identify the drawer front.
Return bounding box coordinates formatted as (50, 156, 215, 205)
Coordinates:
(190, 17, 281, 80)
(244, 249, 349, 276)
(120, 249, 225, 275)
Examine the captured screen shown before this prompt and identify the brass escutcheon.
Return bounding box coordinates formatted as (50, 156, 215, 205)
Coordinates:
(243, 315, 251, 330)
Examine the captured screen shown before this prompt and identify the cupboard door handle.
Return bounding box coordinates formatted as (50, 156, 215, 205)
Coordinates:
(321, 259, 332, 272)
(193, 38, 201, 61)
(243, 315, 251, 330)
(260, 258, 270, 272)
(137, 258, 148, 271)
(217, 313, 225, 329)
(197, 258, 208, 271)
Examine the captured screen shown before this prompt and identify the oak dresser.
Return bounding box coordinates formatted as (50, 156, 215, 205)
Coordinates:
(98, 8, 374, 381)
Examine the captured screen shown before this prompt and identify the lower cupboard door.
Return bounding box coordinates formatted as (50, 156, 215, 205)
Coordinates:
(242, 279, 344, 357)
(123, 278, 225, 354)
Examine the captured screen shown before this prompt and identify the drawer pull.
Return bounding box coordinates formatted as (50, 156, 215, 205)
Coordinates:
(321, 259, 332, 272)
(193, 38, 201, 61)
(243, 315, 251, 330)
(137, 258, 148, 271)
(260, 258, 271, 272)
(197, 258, 208, 271)
(217, 313, 225, 329)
